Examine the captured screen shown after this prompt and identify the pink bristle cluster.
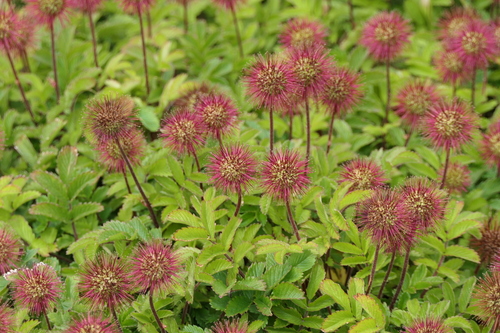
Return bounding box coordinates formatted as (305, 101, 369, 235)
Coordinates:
(74, 0, 104, 14)
(321, 66, 363, 117)
(395, 80, 440, 130)
(97, 127, 145, 173)
(404, 317, 452, 333)
(339, 158, 386, 192)
(279, 17, 327, 49)
(472, 271, 500, 326)
(480, 119, 500, 170)
(0, 229, 21, 275)
(438, 162, 471, 194)
(196, 93, 239, 140)
(25, 0, 76, 27)
(434, 50, 472, 85)
(0, 10, 23, 52)
(0, 304, 14, 333)
(119, 0, 156, 14)
(437, 7, 478, 40)
(160, 109, 206, 156)
(64, 314, 120, 333)
(211, 0, 246, 11)
(211, 319, 249, 333)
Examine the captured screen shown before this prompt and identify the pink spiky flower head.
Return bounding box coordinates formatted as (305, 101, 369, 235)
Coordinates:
(439, 162, 471, 194)
(207, 144, 258, 194)
(438, 7, 478, 41)
(84, 94, 138, 144)
(0, 303, 13, 333)
(78, 253, 134, 309)
(434, 49, 473, 85)
(480, 119, 500, 170)
(400, 177, 447, 233)
(404, 317, 452, 333)
(195, 93, 239, 140)
(160, 109, 206, 156)
(96, 127, 145, 173)
(395, 80, 440, 130)
(0, 10, 23, 53)
(360, 11, 412, 63)
(422, 98, 477, 151)
(243, 53, 299, 112)
(492, 252, 500, 272)
(261, 149, 311, 202)
(288, 44, 335, 100)
(174, 82, 216, 111)
(119, 0, 156, 13)
(472, 271, 500, 327)
(321, 66, 363, 118)
(14, 14, 38, 58)
(471, 220, 500, 267)
(6, 263, 62, 316)
(0, 228, 21, 275)
(279, 17, 327, 49)
(211, 0, 246, 11)
(26, 0, 75, 27)
(447, 19, 498, 70)
(74, 0, 104, 13)
(355, 188, 416, 254)
(64, 314, 120, 333)
(494, 20, 500, 49)
(339, 158, 387, 192)
(211, 319, 249, 333)
(131, 240, 181, 294)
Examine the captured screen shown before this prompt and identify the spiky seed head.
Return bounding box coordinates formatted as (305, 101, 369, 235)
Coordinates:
(195, 93, 239, 139)
(339, 158, 387, 192)
(355, 188, 416, 254)
(0, 10, 23, 52)
(400, 177, 447, 233)
(84, 95, 138, 144)
(395, 80, 440, 130)
(472, 271, 500, 326)
(211, 319, 249, 333)
(480, 120, 500, 170)
(74, 0, 103, 13)
(96, 127, 145, 173)
(321, 66, 363, 117)
(211, 0, 245, 11)
(279, 17, 327, 49)
(14, 14, 38, 57)
(0, 303, 14, 333)
(434, 50, 472, 85)
(0, 229, 21, 275)
(360, 11, 412, 62)
(261, 149, 311, 202)
(439, 162, 471, 194)
(207, 144, 258, 194)
(438, 7, 478, 40)
(64, 314, 120, 333)
(243, 53, 299, 112)
(491, 252, 500, 272)
(174, 82, 216, 111)
(131, 240, 181, 294)
(422, 98, 477, 151)
(78, 254, 134, 309)
(7, 263, 62, 316)
(26, 0, 74, 26)
(160, 109, 206, 156)
(404, 317, 452, 333)
(471, 221, 500, 266)
(119, 0, 156, 13)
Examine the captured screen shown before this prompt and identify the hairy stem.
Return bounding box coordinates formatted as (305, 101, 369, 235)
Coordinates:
(347, 0, 355, 29)
(326, 109, 336, 154)
(230, 6, 244, 58)
(21, 49, 31, 73)
(471, 66, 477, 107)
(440, 148, 451, 190)
(384, 58, 391, 125)
(404, 128, 413, 147)
(50, 22, 60, 103)
(138, 8, 150, 96)
(285, 199, 301, 241)
(305, 98, 311, 161)
(289, 107, 293, 141)
(269, 107, 274, 151)
(110, 304, 123, 333)
(116, 138, 159, 228)
(122, 169, 132, 194)
(377, 251, 396, 299)
(87, 10, 99, 68)
(234, 187, 242, 216)
(149, 291, 166, 333)
(389, 249, 411, 311)
(44, 310, 52, 330)
(366, 244, 380, 295)
(3, 42, 35, 122)
(71, 222, 79, 240)
(146, 10, 153, 38)
(183, 1, 188, 34)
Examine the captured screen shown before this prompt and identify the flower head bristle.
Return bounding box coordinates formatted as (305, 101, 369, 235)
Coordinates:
(471, 220, 500, 266)
(395, 80, 440, 130)
(321, 66, 363, 117)
(78, 254, 134, 309)
(0, 10, 23, 53)
(480, 120, 500, 170)
(74, 0, 103, 13)
(0, 304, 14, 333)
(64, 314, 120, 333)
(211, 0, 245, 11)
(360, 11, 412, 62)
(26, 0, 75, 27)
(0, 228, 21, 275)
(472, 271, 500, 326)
(119, 0, 156, 13)
(339, 158, 387, 191)
(404, 317, 452, 333)
(211, 319, 249, 333)
(207, 144, 258, 194)
(279, 17, 327, 49)
(174, 82, 216, 111)
(434, 50, 472, 85)
(261, 149, 310, 202)
(96, 127, 146, 173)
(131, 240, 181, 294)
(439, 162, 471, 194)
(160, 109, 206, 156)
(438, 7, 478, 40)
(195, 93, 239, 140)
(9, 263, 62, 315)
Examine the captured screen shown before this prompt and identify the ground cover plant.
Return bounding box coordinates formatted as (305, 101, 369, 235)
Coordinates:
(1, 0, 500, 332)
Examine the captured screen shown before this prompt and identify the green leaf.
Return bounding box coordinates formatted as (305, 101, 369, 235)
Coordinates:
(254, 296, 273, 316)
(57, 146, 78, 184)
(10, 215, 35, 243)
(70, 202, 103, 221)
(348, 318, 380, 333)
(271, 282, 305, 300)
(273, 306, 303, 325)
(354, 294, 385, 327)
(167, 155, 185, 186)
(197, 243, 226, 266)
(444, 245, 480, 263)
(331, 242, 364, 255)
(458, 277, 476, 313)
(306, 263, 326, 299)
(68, 172, 99, 201)
(29, 202, 69, 222)
(339, 190, 371, 210)
(15, 135, 37, 168)
(444, 316, 473, 330)
(32, 171, 68, 204)
(173, 227, 209, 241)
(225, 296, 252, 316)
(331, 209, 349, 231)
(166, 210, 200, 227)
(12, 191, 41, 210)
(322, 311, 356, 332)
(204, 259, 233, 275)
(138, 106, 160, 132)
(200, 201, 215, 239)
(220, 217, 241, 250)
(233, 277, 267, 291)
(320, 279, 351, 312)
(260, 194, 272, 215)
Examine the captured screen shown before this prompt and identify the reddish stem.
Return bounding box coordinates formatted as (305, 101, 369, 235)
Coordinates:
(137, 8, 150, 96)
(49, 22, 60, 102)
(87, 10, 99, 68)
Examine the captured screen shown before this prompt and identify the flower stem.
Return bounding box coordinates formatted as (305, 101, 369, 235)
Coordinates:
(490, 316, 499, 333)
(347, 0, 355, 29)
(404, 128, 413, 147)
(289, 107, 293, 141)
(384, 58, 391, 125)
(87, 10, 99, 68)
(122, 169, 132, 194)
(137, 8, 150, 96)
(326, 109, 336, 154)
(146, 10, 153, 38)
(183, 2, 188, 34)
(285, 199, 301, 241)
(230, 6, 244, 58)
(216, 131, 223, 148)
(305, 98, 311, 161)
(3, 42, 35, 122)
(269, 107, 274, 151)
(471, 66, 476, 107)
(389, 249, 410, 311)
(234, 187, 242, 216)
(110, 304, 123, 333)
(49, 22, 60, 103)
(21, 49, 31, 73)
(366, 244, 380, 295)
(116, 138, 159, 228)
(43, 310, 52, 330)
(71, 222, 79, 240)
(440, 148, 451, 190)
(377, 251, 396, 299)
(149, 291, 166, 333)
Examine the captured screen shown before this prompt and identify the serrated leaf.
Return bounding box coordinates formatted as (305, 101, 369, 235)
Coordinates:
(173, 227, 209, 241)
(332, 242, 364, 255)
(260, 194, 272, 215)
(197, 243, 226, 266)
(331, 209, 349, 231)
(339, 190, 371, 210)
(458, 277, 476, 312)
(10, 215, 35, 243)
(233, 277, 267, 291)
(320, 279, 351, 312)
(271, 282, 305, 300)
(200, 201, 215, 239)
(204, 259, 233, 275)
(220, 217, 241, 250)
(273, 306, 303, 325)
(167, 155, 185, 186)
(322, 310, 356, 332)
(12, 191, 41, 210)
(225, 296, 252, 316)
(444, 245, 480, 263)
(254, 296, 272, 316)
(444, 316, 473, 329)
(354, 294, 385, 327)
(348, 318, 379, 333)
(68, 172, 99, 201)
(307, 263, 326, 299)
(57, 146, 78, 184)
(166, 209, 200, 227)
(29, 202, 69, 222)
(70, 202, 103, 221)
(32, 171, 68, 203)
(15, 135, 37, 167)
